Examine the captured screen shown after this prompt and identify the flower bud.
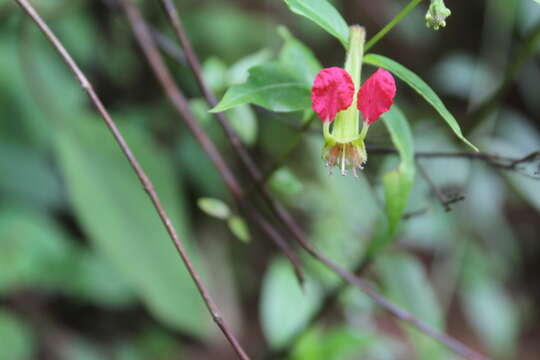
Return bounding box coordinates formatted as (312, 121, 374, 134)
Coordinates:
(425, 0, 451, 31)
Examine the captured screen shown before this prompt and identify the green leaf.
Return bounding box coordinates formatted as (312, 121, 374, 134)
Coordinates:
(377, 253, 448, 359)
(365, 106, 415, 256)
(363, 54, 478, 151)
(382, 105, 415, 236)
(0, 309, 34, 360)
(261, 257, 323, 349)
(211, 62, 310, 113)
(55, 116, 208, 337)
(278, 26, 322, 85)
(227, 215, 251, 243)
(283, 0, 350, 48)
(197, 197, 231, 220)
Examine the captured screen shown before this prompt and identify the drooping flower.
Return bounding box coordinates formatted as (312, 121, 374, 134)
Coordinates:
(311, 27, 396, 176)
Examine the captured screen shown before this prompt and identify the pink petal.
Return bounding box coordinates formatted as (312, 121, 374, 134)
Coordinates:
(357, 68, 396, 125)
(311, 67, 355, 122)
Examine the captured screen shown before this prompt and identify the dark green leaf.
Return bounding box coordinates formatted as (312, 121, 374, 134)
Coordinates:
(55, 116, 208, 337)
(211, 62, 311, 113)
(363, 54, 478, 151)
(283, 0, 349, 47)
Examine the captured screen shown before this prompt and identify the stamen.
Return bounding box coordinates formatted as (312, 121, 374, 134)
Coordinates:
(323, 143, 367, 176)
(341, 145, 347, 175)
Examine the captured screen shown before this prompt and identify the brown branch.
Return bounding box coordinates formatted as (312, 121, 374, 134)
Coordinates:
(368, 146, 540, 177)
(12, 1, 250, 359)
(156, 2, 489, 359)
(117, 0, 305, 287)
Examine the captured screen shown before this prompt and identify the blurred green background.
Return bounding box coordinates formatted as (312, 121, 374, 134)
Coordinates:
(1, 0, 540, 359)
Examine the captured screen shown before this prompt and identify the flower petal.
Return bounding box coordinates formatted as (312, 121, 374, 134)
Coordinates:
(357, 68, 396, 125)
(311, 67, 355, 122)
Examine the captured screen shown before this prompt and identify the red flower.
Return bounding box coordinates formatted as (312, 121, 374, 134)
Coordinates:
(311, 67, 355, 122)
(357, 68, 396, 125)
(312, 66, 396, 175)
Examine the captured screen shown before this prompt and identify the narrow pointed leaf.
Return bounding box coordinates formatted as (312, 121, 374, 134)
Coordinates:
(363, 54, 478, 151)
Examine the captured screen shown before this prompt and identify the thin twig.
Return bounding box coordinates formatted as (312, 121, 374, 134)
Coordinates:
(117, 0, 305, 286)
(368, 146, 540, 177)
(156, 2, 489, 359)
(12, 1, 250, 359)
(365, 0, 423, 52)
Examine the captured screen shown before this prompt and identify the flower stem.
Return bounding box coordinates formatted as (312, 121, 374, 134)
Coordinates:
(365, 0, 423, 52)
(332, 26, 365, 142)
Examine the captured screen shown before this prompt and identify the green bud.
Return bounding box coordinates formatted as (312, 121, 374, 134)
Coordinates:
(425, 0, 452, 31)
